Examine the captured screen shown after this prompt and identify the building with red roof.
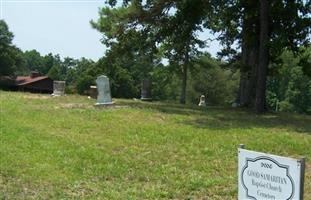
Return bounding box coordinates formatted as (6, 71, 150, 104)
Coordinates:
(0, 72, 54, 93)
(16, 72, 54, 93)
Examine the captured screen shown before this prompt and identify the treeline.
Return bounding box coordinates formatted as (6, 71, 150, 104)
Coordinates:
(1, 0, 311, 115)
(0, 19, 239, 106)
(89, 0, 310, 113)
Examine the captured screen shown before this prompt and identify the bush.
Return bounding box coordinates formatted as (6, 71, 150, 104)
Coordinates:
(151, 66, 180, 101)
(76, 75, 95, 95)
(278, 101, 295, 112)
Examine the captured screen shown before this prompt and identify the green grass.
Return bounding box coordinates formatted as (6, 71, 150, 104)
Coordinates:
(0, 91, 310, 199)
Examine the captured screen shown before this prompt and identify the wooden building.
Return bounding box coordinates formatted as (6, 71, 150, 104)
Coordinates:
(16, 72, 53, 93)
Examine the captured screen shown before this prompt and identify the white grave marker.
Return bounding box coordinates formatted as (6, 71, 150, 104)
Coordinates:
(238, 145, 305, 200)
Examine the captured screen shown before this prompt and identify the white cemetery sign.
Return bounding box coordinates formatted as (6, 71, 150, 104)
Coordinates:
(238, 146, 305, 200)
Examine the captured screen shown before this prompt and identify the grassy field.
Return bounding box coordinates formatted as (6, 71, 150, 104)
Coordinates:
(0, 91, 310, 199)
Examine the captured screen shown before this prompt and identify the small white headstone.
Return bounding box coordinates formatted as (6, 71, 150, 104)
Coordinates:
(232, 102, 239, 108)
(198, 95, 206, 106)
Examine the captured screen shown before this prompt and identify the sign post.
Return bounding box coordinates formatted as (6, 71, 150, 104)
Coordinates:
(238, 145, 305, 200)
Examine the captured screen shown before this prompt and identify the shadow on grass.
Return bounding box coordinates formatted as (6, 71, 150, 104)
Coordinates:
(122, 100, 311, 134)
(187, 111, 311, 133)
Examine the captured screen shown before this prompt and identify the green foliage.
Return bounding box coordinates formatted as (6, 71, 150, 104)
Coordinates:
(187, 55, 239, 105)
(0, 20, 25, 76)
(0, 20, 13, 45)
(22, 51, 62, 76)
(151, 65, 180, 100)
(42, 53, 58, 75)
(211, 0, 310, 112)
(95, 57, 139, 98)
(23, 50, 44, 73)
(47, 65, 60, 80)
(92, 0, 212, 104)
(267, 48, 311, 114)
(1, 3, 310, 115)
(76, 74, 95, 95)
(92, 1, 164, 99)
(47, 57, 96, 94)
(66, 58, 95, 93)
(299, 46, 311, 77)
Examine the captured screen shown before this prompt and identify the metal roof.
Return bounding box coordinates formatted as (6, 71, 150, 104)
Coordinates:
(16, 76, 50, 86)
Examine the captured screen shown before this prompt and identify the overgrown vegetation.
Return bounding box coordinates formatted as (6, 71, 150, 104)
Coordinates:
(267, 48, 311, 114)
(0, 91, 310, 199)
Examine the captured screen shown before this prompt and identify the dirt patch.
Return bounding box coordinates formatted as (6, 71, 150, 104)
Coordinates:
(23, 95, 51, 100)
(94, 105, 129, 110)
(55, 103, 93, 109)
(153, 113, 166, 123)
(54, 103, 129, 110)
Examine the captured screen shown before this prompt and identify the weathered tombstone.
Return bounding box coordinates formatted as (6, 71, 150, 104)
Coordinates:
(141, 78, 152, 101)
(198, 95, 206, 106)
(232, 102, 239, 108)
(89, 85, 98, 99)
(52, 81, 65, 96)
(95, 75, 113, 105)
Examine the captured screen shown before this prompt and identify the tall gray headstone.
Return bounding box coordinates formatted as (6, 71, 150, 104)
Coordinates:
(141, 78, 152, 101)
(53, 81, 65, 96)
(95, 75, 113, 105)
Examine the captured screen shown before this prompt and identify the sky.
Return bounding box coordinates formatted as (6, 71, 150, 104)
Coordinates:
(0, 0, 221, 61)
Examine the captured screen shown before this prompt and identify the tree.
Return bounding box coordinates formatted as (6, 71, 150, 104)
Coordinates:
(188, 54, 239, 105)
(93, 0, 209, 103)
(255, 0, 269, 113)
(23, 50, 44, 74)
(92, 3, 155, 98)
(267, 47, 311, 114)
(211, 0, 311, 113)
(47, 65, 60, 80)
(0, 20, 25, 76)
(42, 53, 58, 75)
(161, 0, 207, 104)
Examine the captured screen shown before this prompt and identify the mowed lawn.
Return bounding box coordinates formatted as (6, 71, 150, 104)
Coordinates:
(0, 91, 310, 200)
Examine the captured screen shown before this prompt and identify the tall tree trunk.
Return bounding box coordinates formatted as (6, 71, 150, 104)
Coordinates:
(238, 1, 260, 107)
(255, 0, 269, 113)
(239, 47, 258, 107)
(180, 49, 189, 104)
(237, 35, 250, 107)
(248, 46, 259, 106)
(180, 62, 188, 104)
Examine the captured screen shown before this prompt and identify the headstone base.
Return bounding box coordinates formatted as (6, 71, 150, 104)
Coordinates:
(94, 102, 114, 107)
(51, 93, 65, 97)
(141, 98, 152, 102)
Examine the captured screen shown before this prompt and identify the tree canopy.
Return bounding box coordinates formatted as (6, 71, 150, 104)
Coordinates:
(0, 20, 24, 76)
